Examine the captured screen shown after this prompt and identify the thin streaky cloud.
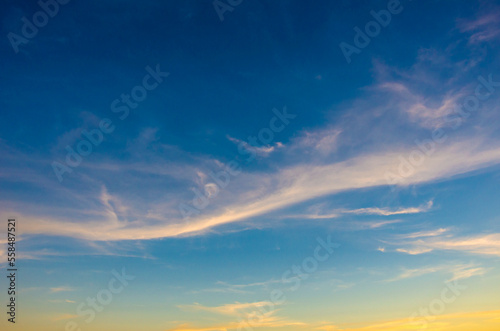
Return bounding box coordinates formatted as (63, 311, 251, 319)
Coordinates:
(287, 201, 432, 220)
(395, 227, 448, 239)
(178, 301, 280, 316)
(384, 263, 487, 283)
(315, 309, 500, 331)
(390, 233, 500, 257)
(4, 138, 500, 241)
(227, 135, 284, 157)
(339, 201, 433, 216)
(49, 286, 76, 293)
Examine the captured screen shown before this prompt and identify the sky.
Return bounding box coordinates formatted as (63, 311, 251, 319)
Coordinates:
(1, 0, 500, 330)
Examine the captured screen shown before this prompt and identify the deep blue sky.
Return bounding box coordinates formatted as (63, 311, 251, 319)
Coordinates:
(1, 1, 500, 330)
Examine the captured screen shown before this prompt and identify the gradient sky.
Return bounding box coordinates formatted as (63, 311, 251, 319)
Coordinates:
(1, 0, 500, 330)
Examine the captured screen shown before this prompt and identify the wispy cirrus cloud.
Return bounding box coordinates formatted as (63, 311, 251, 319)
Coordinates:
(395, 227, 448, 239)
(2, 46, 500, 245)
(289, 127, 342, 156)
(167, 308, 500, 331)
(49, 286, 76, 293)
(48, 299, 77, 304)
(315, 309, 500, 331)
(386, 230, 500, 257)
(188, 279, 283, 295)
(340, 219, 403, 231)
(339, 201, 433, 217)
(385, 263, 487, 283)
(448, 265, 488, 282)
(290, 201, 432, 221)
(227, 135, 284, 157)
(459, 12, 500, 44)
(178, 301, 278, 316)
(394, 247, 434, 255)
(169, 301, 307, 331)
(173, 301, 304, 331)
(3, 138, 500, 241)
(50, 314, 79, 321)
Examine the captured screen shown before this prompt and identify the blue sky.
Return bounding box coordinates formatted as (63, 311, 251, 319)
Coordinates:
(1, 0, 500, 330)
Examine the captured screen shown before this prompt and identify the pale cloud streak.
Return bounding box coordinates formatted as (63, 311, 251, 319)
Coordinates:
(172, 301, 305, 331)
(387, 231, 500, 257)
(49, 286, 75, 293)
(227, 135, 284, 157)
(339, 201, 433, 216)
(290, 201, 432, 221)
(4, 138, 500, 241)
(315, 309, 500, 331)
(459, 12, 500, 44)
(385, 263, 487, 282)
(290, 128, 342, 156)
(167, 309, 500, 331)
(178, 301, 278, 316)
(395, 227, 448, 239)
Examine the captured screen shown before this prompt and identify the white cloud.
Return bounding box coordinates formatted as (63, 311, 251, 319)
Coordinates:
(405, 95, 460, 129)
(395, 227, 447, 239)
(178, 301, 278, 316)
(459, 12, 500, 44)
(227, 135, 283, 157)
(385, 263, 487, 282)
(4, 138, 500, 241)
(172, 301, 305, 331)
(290, 201, 432, 221)
(389, 231, 500, 257)
(339, 201, 433, 216)
(290, 128, 342, 156)
(395, 247, 433, 255)
(50, 286, 75, 293)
